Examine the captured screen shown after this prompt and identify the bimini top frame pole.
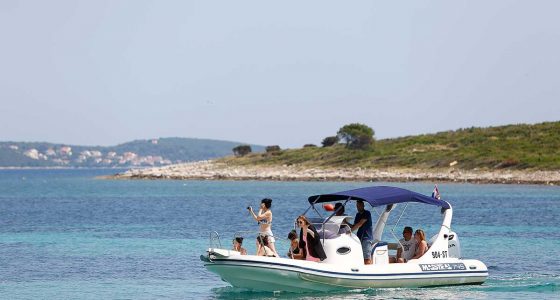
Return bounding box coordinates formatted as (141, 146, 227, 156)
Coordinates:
(302, 195, 322, 219)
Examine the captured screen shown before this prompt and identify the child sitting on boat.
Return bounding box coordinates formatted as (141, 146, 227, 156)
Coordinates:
(232, 237, 247, 255)
(287, 230, 305, 259)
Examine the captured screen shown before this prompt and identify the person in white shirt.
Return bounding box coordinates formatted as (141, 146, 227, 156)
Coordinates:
(390, 226, 417, 263)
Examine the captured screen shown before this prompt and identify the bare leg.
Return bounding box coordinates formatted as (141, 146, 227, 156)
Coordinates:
(256, 241, 262, 256)
(268, 242, 280, 257)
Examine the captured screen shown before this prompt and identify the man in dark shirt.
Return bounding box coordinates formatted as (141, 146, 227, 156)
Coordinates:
(352, 200, 373, 264)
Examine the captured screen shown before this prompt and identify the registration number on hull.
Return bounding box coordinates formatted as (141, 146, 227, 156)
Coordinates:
(432, 250, 448, 259)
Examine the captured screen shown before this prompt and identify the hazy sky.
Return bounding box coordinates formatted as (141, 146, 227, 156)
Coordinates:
(1, 1, 559, 148)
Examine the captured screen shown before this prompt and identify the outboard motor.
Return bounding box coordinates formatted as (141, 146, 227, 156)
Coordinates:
(447, 231, 461, 258)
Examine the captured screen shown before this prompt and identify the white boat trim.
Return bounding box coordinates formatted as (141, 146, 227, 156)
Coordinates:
(205, 258, 488, 279)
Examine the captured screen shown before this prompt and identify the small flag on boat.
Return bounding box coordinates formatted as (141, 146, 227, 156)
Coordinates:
(432, 184, 441, 200)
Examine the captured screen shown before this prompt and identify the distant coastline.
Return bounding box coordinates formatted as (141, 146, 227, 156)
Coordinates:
(0, 166, 130, 170)
(0, 138, 264, 168)
(105, 160, 560, 185)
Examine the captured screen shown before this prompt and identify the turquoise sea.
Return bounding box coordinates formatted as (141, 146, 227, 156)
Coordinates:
(0, 169, 559, 299)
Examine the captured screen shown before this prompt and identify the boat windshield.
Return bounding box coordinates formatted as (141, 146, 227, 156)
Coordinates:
(308, 216, 352, 240)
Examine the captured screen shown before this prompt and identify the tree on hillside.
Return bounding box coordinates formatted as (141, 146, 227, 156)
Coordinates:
(321, 136, 339, 147)
(337, 123, 375, 149)
(232, 145, 252, 157)
(265, 145, 281, 153)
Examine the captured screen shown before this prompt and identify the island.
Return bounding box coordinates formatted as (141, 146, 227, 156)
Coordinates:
(109, 121, 560, 185)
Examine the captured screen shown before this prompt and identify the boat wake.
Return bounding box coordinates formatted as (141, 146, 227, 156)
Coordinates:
(468, 276, 560, 295)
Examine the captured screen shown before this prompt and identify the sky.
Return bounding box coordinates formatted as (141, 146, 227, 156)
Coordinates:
(1, 1, 559, 148)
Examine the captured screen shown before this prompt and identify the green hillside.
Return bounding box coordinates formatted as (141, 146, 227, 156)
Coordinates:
(0, 138, 264, 168)
(220, 121, 560, 170)
(110, 138, 263, 162)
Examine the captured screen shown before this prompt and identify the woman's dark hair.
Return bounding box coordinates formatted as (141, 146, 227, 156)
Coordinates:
(234, 237, 243, 244)
(261, 198, 272, 209)
(287, 230, 297, 240)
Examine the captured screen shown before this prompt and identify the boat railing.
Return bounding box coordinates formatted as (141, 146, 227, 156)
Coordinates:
(209, 231, 222, 249)
(210, 229, 291, 250)
(232, 230, 292, 256)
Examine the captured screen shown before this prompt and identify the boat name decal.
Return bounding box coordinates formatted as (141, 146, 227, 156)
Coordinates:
(419, 263, 466, 272)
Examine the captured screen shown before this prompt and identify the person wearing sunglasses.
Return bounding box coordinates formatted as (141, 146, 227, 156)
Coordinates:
(389, 226, 416, 263)
(296, 215, 327, 262)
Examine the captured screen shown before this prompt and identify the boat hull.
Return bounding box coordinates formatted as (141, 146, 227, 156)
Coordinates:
(202, 250, 488, 292)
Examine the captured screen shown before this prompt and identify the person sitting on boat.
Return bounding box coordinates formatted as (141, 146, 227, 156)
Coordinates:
(410, 229, 428, 260)
(232, 237, 247, 255)
(389, 226, 416, 263)
(351, 200, 374, 265)
(334, 203, 351, 234)
(287, 230, 305, 260)
(248, 198, 279, 257)
(296, 215, 327, 262)
(256, 235, 277, 257)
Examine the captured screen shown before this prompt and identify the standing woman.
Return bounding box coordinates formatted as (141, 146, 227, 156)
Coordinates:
(248, 198, 279, 257)
(296, 215, 327, 262)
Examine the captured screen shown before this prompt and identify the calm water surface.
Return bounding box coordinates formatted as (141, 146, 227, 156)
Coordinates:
(0, 169, 558, 299)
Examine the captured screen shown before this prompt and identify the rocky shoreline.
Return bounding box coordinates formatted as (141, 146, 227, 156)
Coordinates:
(104, 160, 560, 185)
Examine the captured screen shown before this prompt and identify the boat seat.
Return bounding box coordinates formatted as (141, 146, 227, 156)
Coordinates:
(371, 241, 388, 253)
(371, 241, 389, 264)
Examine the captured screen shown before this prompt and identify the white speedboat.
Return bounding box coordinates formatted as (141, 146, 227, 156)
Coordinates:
(201, 186, 488, 292)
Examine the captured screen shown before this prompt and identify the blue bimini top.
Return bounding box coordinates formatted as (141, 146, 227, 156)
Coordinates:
(308, 186, 450, 209)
